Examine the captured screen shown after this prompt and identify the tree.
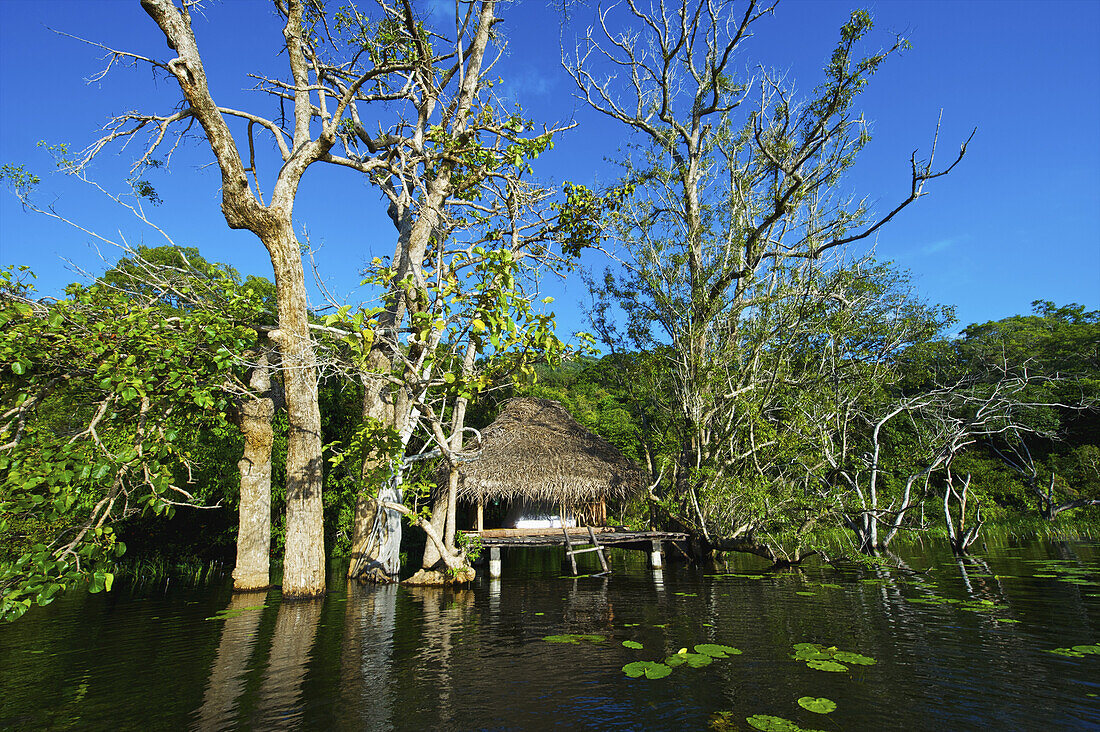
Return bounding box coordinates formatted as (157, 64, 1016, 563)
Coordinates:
(0, 264, 265, 621)
(566, 1, 971, 558)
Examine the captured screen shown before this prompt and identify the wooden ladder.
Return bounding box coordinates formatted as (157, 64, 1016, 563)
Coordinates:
(563, 526, 610, 576)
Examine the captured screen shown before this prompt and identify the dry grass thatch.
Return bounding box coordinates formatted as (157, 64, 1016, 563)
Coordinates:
(451, 397, 643, 506)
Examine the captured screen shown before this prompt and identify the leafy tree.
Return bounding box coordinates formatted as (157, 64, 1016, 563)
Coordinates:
(0, 265, 264, 621)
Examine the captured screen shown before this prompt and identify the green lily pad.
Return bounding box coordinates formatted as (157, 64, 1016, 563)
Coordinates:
(694, 643, 742, 658)
(792, 642, 819, 651)
(797, 696, 837, 714)
(674, 592, 698, 597)
(665, 654, 689, 667)
(1071, 644, 1100, 654)
(818, 583, 843, 589)
(806, 659, 848, 672)
(623, 660, 673, 679)
(832, 651, 876, 665)
(681, 652, 713, 667)
(1046, 647, 1086, 657)
(796, 591, 816, 597)
(645, 663, 672, 679)
(542, 634, 605, 644)
(622, 640, 644, 650)
(746, 714, 802, 731)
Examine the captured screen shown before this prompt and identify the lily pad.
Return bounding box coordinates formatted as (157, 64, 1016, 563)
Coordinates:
(792, 642, 819, 651)
(797, 697, 837, 714)
(542, 634, 605, 644)
(645, 663, 672, 679)
(622, 640, 644, 650)
(806, 659, 848, 672)
(623, 660, 673, 679)
(832, 651, 876, 665)
(681, 652, 714, 667)
(665, 654, 689, 667)
(1071, 644, 1100, 654)
(746, 714, 802, 731)
(695, 643, 742, 658)
(796, 591, 816, 597)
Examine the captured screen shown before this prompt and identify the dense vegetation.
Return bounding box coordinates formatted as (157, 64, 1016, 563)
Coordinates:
(1, 1, 1097, 621)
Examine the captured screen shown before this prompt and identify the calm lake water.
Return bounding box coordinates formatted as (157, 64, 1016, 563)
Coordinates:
(2, 536, 1099, 731)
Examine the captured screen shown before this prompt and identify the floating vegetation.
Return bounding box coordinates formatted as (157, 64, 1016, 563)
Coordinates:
(624, 642, 740, 678)
(745, 713, 822, 731)
(694, 643, 742, 658)
(542, 634, 605, 644)
(832, 651, 876, 665)
(797, 696, 837, 714)
(795, 591, 816, 597)
(622, 640, 643, 649)
(791, 642, 876, 672)
(623, 661, 672, 679)
(1046, 643, 1100, 657)
(675, 592, 699, 597)
(204, 604, 265, 621)
(817, 583, 843, 589)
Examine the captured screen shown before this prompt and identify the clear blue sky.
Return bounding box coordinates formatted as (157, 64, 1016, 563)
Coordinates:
(1, 0, 1097, 339)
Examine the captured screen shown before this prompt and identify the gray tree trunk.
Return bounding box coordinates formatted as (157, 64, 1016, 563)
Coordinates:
(233, 352, 275, 591)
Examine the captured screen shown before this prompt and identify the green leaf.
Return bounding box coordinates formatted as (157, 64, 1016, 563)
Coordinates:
(797, 697, 837, 714)
(806, 659, 848, 672)
(832, 651, 876, 665)
(694, 643, 741, 658)
(746, 714, 802, 731)
(11, 361, 25, 375)
(622, 640, 643, 649)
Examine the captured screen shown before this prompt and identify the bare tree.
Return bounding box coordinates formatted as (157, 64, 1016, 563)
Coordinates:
(565, 1, 971, 555)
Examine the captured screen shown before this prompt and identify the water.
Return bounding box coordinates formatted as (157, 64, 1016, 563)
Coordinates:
(2, 536, 1099, 730)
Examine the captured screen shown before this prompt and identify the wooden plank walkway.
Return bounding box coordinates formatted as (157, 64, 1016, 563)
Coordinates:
(474, 528, 688, 548)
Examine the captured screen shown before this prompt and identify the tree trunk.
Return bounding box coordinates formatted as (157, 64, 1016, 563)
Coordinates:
(348, 356, 406, 582)
(266, 228, 326, 597)
(232, 351, 275, 591)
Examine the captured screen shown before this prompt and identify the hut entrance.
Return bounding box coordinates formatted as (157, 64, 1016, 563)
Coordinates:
(501, 498, 576, 530)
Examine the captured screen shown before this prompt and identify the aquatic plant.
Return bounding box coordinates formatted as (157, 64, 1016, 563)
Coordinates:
(791, 642, 876, 672)
(797, 697, 837, 714)
(542, 634, 605, 644)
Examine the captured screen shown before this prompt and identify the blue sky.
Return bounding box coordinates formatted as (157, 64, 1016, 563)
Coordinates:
(1, 0, 1097, 340)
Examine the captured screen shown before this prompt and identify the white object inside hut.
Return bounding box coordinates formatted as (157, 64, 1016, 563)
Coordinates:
(503, 498, 576, 529)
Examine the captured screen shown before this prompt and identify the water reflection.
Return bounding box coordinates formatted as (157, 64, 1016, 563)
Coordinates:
(194, 592, 268, 731)
(253, 597, 322, 729)
(338, 582, 398, 731)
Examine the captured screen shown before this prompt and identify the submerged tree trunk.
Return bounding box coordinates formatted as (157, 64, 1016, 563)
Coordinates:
(233, 351, 275, 591)
(348, 359, 408, 582)
(267, 228, 326, 597)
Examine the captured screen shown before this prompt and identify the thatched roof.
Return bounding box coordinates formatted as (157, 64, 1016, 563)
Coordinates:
(452, 397, 643, 505)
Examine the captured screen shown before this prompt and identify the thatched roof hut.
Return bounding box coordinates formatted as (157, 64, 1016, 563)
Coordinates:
(453, 397, 643, 528)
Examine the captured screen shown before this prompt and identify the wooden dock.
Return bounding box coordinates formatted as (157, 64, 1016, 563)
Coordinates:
(473, 527, 689, 577)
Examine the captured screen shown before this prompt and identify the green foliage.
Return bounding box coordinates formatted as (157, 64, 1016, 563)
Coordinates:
(0, 261, 266, 621)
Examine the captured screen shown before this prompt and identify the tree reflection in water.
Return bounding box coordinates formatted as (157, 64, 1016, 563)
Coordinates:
(195, 592, 269, 731)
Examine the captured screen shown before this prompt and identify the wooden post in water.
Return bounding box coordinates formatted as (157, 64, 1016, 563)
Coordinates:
(489, 546, 502, 578)
(650, 539, 663, 569)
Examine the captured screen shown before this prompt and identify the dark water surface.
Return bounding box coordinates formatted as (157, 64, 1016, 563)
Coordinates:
(2, 537, 1099, 731)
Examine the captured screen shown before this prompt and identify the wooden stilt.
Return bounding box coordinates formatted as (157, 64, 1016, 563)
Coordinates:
(489, 546, 502, 578)
(476, 501, 484, 532)
(650, 539, 663, 569)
